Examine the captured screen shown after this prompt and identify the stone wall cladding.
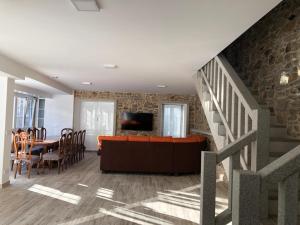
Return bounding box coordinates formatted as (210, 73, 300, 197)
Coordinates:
(223, 0, 300, 138)
(75, 90, 209, 136)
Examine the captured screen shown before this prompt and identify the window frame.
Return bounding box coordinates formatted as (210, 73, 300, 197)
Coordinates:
(13, 93, 39, 129)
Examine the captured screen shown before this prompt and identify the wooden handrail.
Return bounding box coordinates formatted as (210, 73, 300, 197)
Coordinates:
(197, 54, 270, 225)
(258, 145, 300, 185)
(233, 144, 300, 225)
(217, 130, 257, 163)
(216, 55, 259, 113)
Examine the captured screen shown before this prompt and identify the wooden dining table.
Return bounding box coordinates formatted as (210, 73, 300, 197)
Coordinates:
(35, 138, 59, 154)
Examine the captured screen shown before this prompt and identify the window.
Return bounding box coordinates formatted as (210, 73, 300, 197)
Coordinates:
(162, 103, 188, 137)
(14, 95, 37, 128)
(78, 100, 116, 151)
(37, 99, 45, 128)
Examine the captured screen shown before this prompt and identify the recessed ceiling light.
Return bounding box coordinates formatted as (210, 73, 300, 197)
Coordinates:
(157, 84, 167, 88)
(103, 64, 118, 69)
(71, 0, 100, 12)
(81, 81, 93, 85)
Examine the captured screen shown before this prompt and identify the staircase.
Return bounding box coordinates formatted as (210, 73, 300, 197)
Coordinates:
(195, 55, 300, 225)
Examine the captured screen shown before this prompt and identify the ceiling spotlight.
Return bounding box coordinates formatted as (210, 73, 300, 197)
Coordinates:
(103, 64, 118, 69)
(71, 0, 100, 12)
(81, 81, 93, 85)
(157, 84, 167, 88)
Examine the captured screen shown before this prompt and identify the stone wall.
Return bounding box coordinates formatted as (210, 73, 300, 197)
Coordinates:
(75, 90, 209, 136)
(223, 0, 300, 138)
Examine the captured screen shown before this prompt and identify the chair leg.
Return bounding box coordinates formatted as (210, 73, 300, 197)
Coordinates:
(58, 160, 61, 174)
(14, 162, 18, 179)
(11, 160, 14, 171)
(36, 161, 40, 175)
(43, 160, 45, 173)
(27, 163, 32, 179)
(18, 162, 22, 175)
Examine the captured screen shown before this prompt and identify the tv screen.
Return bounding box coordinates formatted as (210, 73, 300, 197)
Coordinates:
(121, 112, 153, 131)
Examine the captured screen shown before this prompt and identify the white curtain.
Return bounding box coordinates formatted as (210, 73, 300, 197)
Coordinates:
(162, 104, 187, 137)
(80, 101, 115, 150)
(80, 101, 115, 136)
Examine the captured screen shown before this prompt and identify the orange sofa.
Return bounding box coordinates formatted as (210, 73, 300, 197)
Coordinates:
(98, 135, 207, 174)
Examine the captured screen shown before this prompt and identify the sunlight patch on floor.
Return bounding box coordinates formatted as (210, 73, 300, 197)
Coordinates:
(28, 184, 81, 205)
(58, 184, 201, 225)
(96, 187, 114, 199)
(142, 201, 200, 224)
(100, 207, 174, 225)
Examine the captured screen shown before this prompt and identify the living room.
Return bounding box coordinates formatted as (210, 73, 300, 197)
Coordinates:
(1, 0, 295, 225)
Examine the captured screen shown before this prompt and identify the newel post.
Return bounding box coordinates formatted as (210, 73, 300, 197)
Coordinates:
(200, 151, 217, 225)
(232, 170, 260, 225)
(251, 108, 270, 219)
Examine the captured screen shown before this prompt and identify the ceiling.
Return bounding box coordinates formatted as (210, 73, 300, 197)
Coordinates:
(0, 0, 281, 94)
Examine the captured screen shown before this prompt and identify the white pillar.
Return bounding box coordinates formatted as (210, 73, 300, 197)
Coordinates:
(0, 76, 14, 188)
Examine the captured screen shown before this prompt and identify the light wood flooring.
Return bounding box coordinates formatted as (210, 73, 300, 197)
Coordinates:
(0, 152, 229, 225)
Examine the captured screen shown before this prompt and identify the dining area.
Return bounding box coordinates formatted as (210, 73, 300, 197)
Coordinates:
(11, 127, 86, 179)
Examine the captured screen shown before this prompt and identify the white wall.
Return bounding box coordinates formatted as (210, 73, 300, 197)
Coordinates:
(44, 94, 74, 137)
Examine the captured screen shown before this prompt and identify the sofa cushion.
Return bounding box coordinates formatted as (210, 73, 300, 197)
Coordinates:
(128, 136, 150, 142)
(172, 137, 201, 143)
(149, 136, 172, 142)
(188, 135, 207, 142)
(98, 135, 128, 149)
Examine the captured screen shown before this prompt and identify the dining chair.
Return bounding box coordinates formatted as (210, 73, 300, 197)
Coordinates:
(64, 132, 73, 169)
(10, 129, 25, 171)
(41, 127, 47, 140)
(42, 134, 66, 174)
(61, 128, 73, 136)
(11, 131, 16, 171)
(13, 132, 41, 179)
(77, 130, 82, 161)
(72, 131, 78, 164)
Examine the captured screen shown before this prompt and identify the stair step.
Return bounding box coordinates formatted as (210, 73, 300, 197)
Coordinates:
(203, 91, 211, 101)
(209, 101, 217, 111)
(212, 111, 222, 123)
(268, 176, 300, 216)
(218, 124, 226, 136)
(269, 137, 300, 155)
(269, 188, 300, 201)
(270, 125, 287, 138)
(202, 85, 209, 92)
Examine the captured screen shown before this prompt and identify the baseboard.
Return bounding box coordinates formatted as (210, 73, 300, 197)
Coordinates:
(0, 181, 10, 189)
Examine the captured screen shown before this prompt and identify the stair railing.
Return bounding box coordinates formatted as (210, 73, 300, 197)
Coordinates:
(195, 55, 270, 225)
(233, 145, 300, 225)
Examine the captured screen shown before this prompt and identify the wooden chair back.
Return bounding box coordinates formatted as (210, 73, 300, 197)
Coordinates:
(32, 127, 47, 140)
(58, 134, 67, 156)
(72, 132, 78, 152)
(61, 128, 73, 136)
(13, 132, 34, 160)
(65, 132, 73, 154)
(81, 130, 86, 149)
(41, 127, 47, 140)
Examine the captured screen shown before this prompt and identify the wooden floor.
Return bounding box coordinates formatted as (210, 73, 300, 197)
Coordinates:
(0, 152, 230, 225)
(1, 152, 289, 225)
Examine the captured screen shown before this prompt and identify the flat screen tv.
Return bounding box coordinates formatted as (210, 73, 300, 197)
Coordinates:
(121, 112, 153, 131)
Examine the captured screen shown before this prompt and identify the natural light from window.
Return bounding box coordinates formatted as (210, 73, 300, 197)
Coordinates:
(28, 184, 81, 205)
